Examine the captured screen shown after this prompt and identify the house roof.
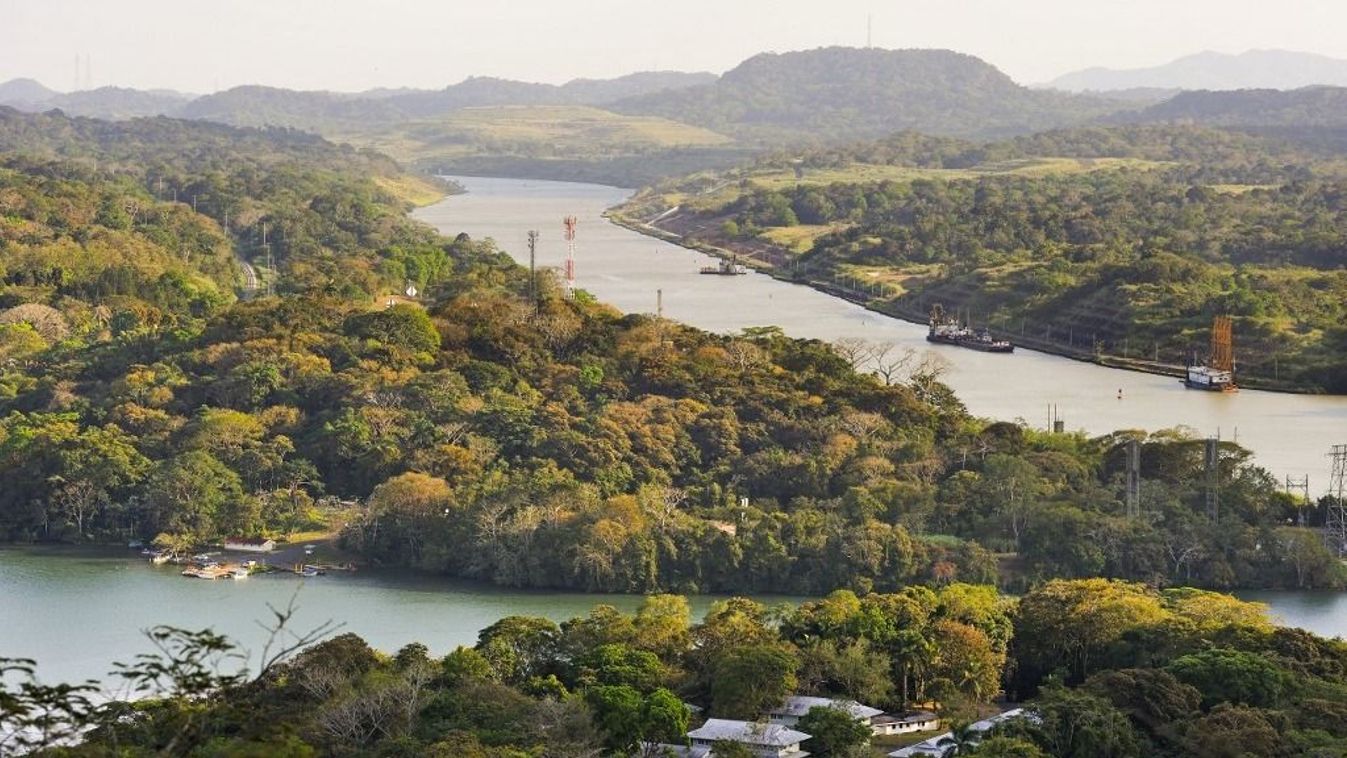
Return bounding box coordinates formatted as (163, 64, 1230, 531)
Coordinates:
(772, 695, 884, 720)
(688, 719, 811, 747)
(873, 710, 938, 725)
(640, 744, 712, 758)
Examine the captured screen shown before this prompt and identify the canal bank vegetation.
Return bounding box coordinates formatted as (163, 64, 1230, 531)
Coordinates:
(617, 124, 1347, 393)
(0, 109, 1343, 596)
(7, 579, 1347, 756)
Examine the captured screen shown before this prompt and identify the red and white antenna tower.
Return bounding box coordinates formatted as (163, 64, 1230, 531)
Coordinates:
(562, 215, 578, 298)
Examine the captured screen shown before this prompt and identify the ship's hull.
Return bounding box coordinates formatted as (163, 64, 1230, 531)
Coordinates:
(699, 270, 747, 275)
(926, 333, 1014, 353)
(1183, 378, 1238, 392)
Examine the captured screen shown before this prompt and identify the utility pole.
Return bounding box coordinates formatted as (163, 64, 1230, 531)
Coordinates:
(262, 222, 272, 297)
(1125, 439, 1141, 518)
(527, 230, 539, 315)
(1205, 437, 1220, 521)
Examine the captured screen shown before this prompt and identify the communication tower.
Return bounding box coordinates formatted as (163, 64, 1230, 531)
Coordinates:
(562, 215, 578, 299)
(1327, 445, 1347, 556)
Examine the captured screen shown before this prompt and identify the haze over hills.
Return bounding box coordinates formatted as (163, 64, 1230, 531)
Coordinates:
(611, 47, 1127, 141)
(1048, 49, 1347, 92)
(1120, 86, 1347, 131)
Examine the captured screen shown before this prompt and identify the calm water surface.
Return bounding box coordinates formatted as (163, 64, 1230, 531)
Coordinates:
(416, 176, 1347, 489)
(0, 547, 792, 686)
(6, 176, 1345, 687)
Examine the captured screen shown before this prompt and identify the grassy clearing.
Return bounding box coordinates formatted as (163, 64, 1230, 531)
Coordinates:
(758, 224, 845, 253)
(373, 174, 446, 207)
(340, 105, 731, 164)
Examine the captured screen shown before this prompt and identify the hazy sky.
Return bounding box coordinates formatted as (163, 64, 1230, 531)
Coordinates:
(3, 0, 1344, 93)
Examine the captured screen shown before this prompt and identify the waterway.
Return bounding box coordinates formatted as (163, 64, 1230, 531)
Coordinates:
(5, 175, 1346, 689)
(0, 547, 787, 687)
(415, 176, 1347, 491)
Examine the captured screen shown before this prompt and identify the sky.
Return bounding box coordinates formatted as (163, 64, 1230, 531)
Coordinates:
(3, 0, 1346, 93)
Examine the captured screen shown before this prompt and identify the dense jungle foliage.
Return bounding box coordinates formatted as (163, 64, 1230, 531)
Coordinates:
(629, 125, 1347, 391)
(0, 111, 1341, 594)
(7, 579, 1347, 756)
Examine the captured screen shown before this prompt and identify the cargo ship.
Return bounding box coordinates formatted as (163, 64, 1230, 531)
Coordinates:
(1184, 316, 1237, 392)
(926, 305, 1013, 353)
(700, 256, 748, 275)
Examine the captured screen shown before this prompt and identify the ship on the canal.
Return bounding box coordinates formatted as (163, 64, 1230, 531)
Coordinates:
(926, 304, 1014, 353)
(1185, 315, 1238, 392)
(700, 256, 748, 275)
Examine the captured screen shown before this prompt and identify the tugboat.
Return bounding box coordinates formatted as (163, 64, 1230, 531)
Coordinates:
(1184, 316, 1237, 392)
(699, 256, 748, 275)
(926, 304, 1014, 353)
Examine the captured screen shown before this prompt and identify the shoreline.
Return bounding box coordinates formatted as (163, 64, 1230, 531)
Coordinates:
(604, 208, 1320, 396)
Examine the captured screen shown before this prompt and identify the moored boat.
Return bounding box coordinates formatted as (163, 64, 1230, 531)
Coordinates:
(699, 256, 748, 275)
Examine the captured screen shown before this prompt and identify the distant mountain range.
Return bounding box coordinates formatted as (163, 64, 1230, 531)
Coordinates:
(7, 46, 1347, 177)
(1048, 50, 1347, 93)
(0, 71, 717, 128)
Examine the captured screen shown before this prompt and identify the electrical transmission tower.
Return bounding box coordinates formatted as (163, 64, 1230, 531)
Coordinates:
(1285, 475, 1310, 526)
(1125, 439, 1141, 518)
(1327, 445, 1347, 556)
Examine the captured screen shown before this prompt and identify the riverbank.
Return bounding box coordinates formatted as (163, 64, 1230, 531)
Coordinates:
(605, 206, 1315, 395)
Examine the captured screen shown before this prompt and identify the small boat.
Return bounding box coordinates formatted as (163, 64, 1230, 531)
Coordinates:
(700, 256, 748, 275)
(149, 552, 172, 565)
(299, 567, 320, 578)
(231, 567, 250, 579)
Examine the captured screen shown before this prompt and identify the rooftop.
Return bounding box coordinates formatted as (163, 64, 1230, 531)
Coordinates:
(688, 719, 811, 747)
(771, 695, 884, 721)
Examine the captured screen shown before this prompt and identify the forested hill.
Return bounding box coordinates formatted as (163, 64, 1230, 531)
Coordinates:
(1, 110, 1341, 596)
(611, 47, 1131, 141)
(1123, 86, 1347, 128)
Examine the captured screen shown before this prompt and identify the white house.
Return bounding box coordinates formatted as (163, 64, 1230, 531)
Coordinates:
(223, 537, 276, 553)
(888, 708, 1035, 758)
(687, 719, 811, 758)
(768, 696, 884, 729)
(870, 710, 939, 736)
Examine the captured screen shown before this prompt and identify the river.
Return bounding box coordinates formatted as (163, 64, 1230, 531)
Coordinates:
(4, 175, 1345, 688)
(415, 176, 1347, 491)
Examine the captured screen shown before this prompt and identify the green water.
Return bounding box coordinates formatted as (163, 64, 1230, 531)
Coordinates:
(0, 546, 797, 686)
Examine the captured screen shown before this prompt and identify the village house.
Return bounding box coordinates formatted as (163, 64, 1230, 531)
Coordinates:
(686, 719, 811, 758)
(222, 537, 276, 553)
(888, 708, 1034, 758)
(869, 709, 939, 736)
(767, 695, 884, 730)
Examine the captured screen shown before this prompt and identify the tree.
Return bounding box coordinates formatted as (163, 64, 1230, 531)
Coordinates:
(475, 616, 560, 686)
(710, 644, 798, 719)
(966, 736, 1048, 758)
(142, 450, 247, 539)
(930, 620, 1002, 704)
(1029, 684, 1143, 758)
(1165, 648, 1290, 709)
(797, 705, 872, 757)
(640, 688, 690, 747)
(585, 684, 646, 753)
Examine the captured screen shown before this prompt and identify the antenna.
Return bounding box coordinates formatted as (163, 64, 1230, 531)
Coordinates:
(562, 215, 577, 299)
